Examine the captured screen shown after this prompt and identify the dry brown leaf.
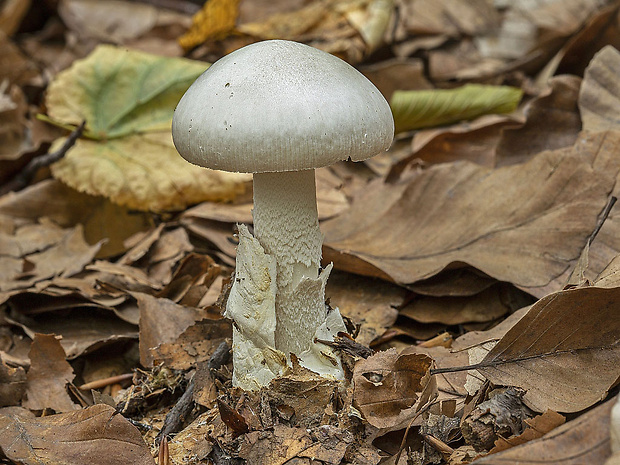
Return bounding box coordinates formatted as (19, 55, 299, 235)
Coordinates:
(23, 333, 78, 412)
(325, 271, 405, 346)
(324, 131, 620, 298)
(7, 305, 138, 360)
(238, 425, 313, 465)
(352, 348, 435, 429)
(153, 318, 231, 370)
(580, 45, 620, 132)
(0, 180, 153, 258)
(496, 75, 582, 167)
(0, 358, 25, 407)
(0, 403, 155, 465)
(399, 284, 530, 326)
(489, 409, 566, 454)
(555, 3, 620, 77)
(478, 286, 620, 413)
(399, 114, 522, 169)
(396, 0, 499, 37)
(136, 292, 204, 367)
(473, 396, 615, 464)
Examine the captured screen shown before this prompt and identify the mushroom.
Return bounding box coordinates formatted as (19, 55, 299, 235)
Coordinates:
(172, 40, 394, 390)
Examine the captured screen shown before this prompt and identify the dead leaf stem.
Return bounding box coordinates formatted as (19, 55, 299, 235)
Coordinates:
(430, 343, 619, 375)
(1, 120, 86, 195)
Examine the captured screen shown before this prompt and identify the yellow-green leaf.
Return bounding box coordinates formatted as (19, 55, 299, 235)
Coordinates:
(391, 84, 523, 134)
(50, 132, 250, 212)
(45, 44, 209, 139)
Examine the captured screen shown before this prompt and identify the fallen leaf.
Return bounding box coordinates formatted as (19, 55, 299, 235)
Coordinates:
(399, 283, 531, 326)
(178, 0, 240, 50)
(579, 46, 620, 132)
(489, 409, 566, 454)
(478, 286, 620, 413)
(50, 133, 250, 212)
(59, 0, 158, 43)
(496, 75, 582, 166)
(391, 84, 522, 134)
(44, 44, 250, 211)
(473, 396, 615, 464)
(0, 403, 155, 465)
(0, 358, 25, 407)
(353, 348, 435, 429)
(323, 131, 620, 297)
(23, 333, 78, 412)
(46, 45, 206, 138)
(153, 318, 231, 370)
(136, 292, 204, 367)
(0, 179, 153, 257)
(325, 270, 405, 346)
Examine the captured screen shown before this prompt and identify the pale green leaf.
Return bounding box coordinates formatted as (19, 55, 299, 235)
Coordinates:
(50, 132, 250, 212)
(391, 84, 523, 134)
(45, 44, 209, 139)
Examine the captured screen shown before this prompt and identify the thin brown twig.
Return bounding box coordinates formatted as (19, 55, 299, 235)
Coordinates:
(393, 394, 438, 464)
(0, 120, 86, 195)
(79, 373, 134, 390)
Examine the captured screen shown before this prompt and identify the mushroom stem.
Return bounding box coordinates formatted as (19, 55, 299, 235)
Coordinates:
(252, 169, 325, 357)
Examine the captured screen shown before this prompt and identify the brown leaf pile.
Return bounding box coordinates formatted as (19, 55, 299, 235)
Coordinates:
(2, 1, 620, 465)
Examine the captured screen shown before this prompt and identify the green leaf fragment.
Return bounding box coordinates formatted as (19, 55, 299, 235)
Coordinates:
(391, 84, 523, 134)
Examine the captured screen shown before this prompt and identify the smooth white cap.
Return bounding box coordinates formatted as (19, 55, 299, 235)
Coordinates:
(172, 40, 394, 173)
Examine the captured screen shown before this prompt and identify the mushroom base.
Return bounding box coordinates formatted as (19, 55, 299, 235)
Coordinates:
(225, 170, 346, 390)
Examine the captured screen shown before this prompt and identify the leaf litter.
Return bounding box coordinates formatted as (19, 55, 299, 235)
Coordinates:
(1, 1, 620, 465)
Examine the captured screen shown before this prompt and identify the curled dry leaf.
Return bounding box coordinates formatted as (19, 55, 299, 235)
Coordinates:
(473, 396, 615, 465)
(478, 286, 620, 413)
(0, 358, 25, 407)
(0, 404, 155, 465)
(489, 409, 566, 454)
(324, 130, 620, 297)
(353, 348, 435, 430)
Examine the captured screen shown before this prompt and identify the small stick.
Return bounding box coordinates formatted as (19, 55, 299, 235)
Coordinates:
(1, 120, 86, 195)
(422, 433, 454, 458)
(158, 435, 170, 465)
(79, 373, 134, 390)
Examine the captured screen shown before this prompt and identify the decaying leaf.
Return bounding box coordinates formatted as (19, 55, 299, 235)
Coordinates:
(0, 358, 25, 407)
(391, 84, 522, 134)
(580, 45, 620, 132)
(50, 133, 250, 212)
(324, 131, 620, 298)
(23, 333, 78, 412)
(136, 292, 204, 367)
(478, 286, 620, 413)
(489, 409, 566, 454)
(44, 44, 250, 211)
(473, 396, 615, 464)
(353, 348, 435, 429)
(0, 404, 155, 465)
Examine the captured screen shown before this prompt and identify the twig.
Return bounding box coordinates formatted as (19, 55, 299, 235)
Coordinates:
(79, 373, 134, 390)
(588, 195, 617, 244)
(158, 435, 170, 465)
(1, 121, 86, 195)
(157, 341, 230, 443)
(393, 395, 438, 464)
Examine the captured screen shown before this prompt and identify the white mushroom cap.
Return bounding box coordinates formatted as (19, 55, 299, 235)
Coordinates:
(172, 40, 394, 173)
